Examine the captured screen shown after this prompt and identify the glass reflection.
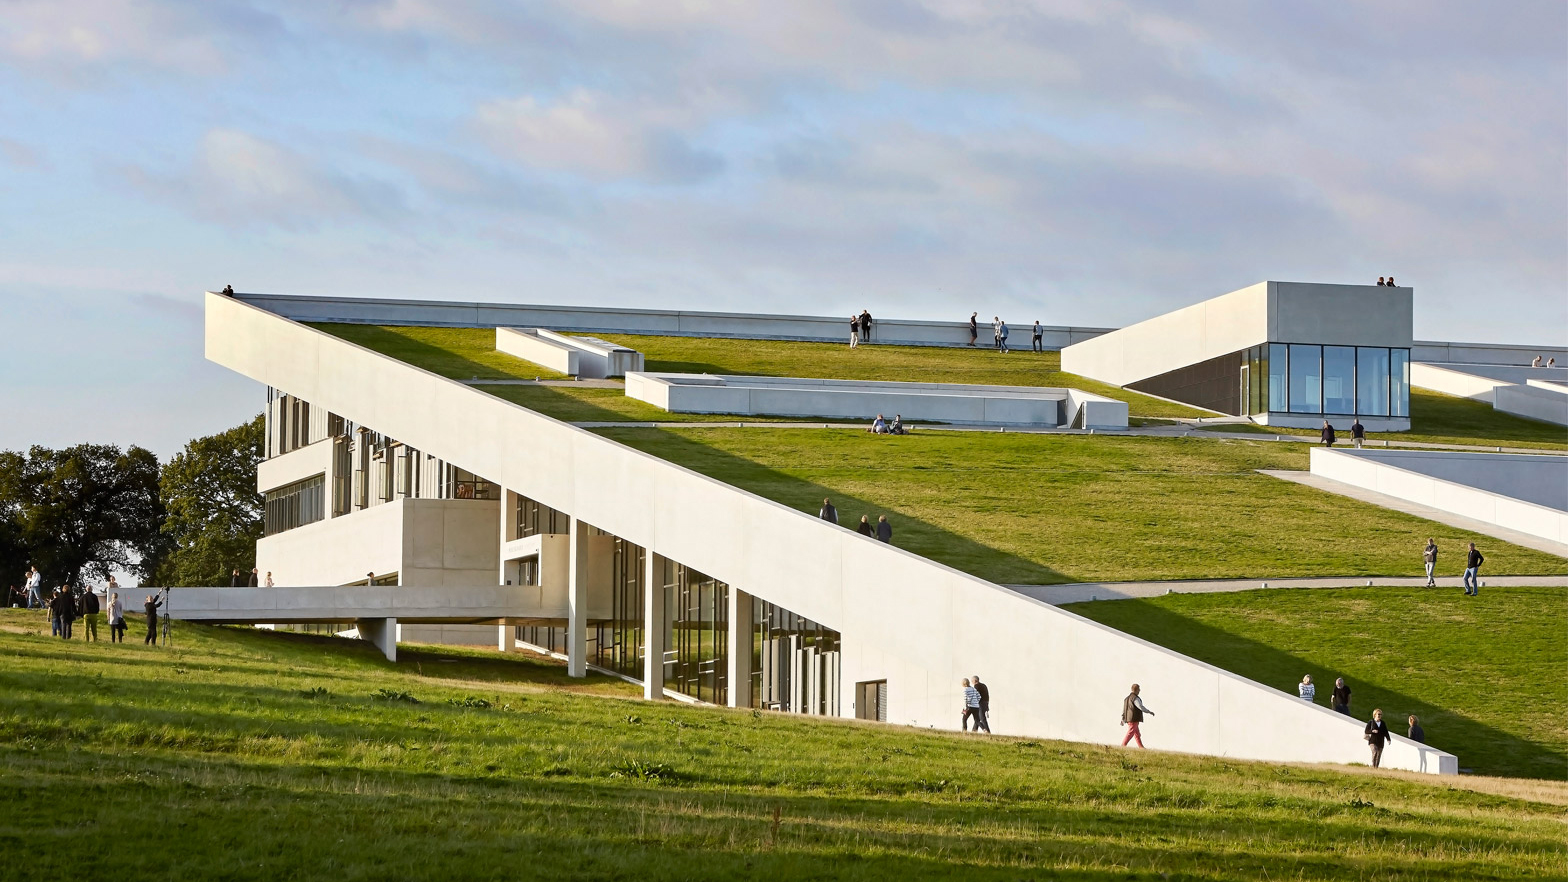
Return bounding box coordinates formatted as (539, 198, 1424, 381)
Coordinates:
(1357, 347, 1390, 416)
(1322, 346, 1356, 414)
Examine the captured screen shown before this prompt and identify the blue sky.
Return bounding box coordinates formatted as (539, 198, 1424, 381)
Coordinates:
(1, 1, 1564, 457)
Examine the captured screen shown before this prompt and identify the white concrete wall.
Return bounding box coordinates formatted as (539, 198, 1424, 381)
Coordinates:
(627, 372, 1114, 427)
(1495, 381, 1568, 427)
(1413, 341, 1568, 366)
(495, 328, 579, 376)
(256, 437, 334, 495)
(1310, 448, 1568, 545)
(236, 291, 1114, 350)
(206, 292, 1456, 774)
(1410, 363, 1509, 403)
(535, 329, 645, 378)
(166, 584, 535, 623)
(256, 497, 499, 588)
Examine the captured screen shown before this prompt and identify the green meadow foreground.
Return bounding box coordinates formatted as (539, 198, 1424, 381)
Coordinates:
(0, 612, 1563, 881)
(1068, 587, 1568, 780)
(599, 428, 1567, 584)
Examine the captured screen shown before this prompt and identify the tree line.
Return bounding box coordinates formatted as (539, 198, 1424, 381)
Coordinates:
(0, 416, 264, 592)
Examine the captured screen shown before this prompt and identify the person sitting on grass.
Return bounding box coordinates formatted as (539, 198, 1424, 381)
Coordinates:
(889, 414, 908, 435)
(869, 414, 889, 434)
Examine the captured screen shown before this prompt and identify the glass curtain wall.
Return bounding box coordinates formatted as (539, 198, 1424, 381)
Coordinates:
(662, 559, 728, 705)
(1322, 346, 1356, 414)
(1266, 343, 1287, 415)
(1288, 345, 1321, 413)
(1390, 350, 1410, 417)
(1253, 344, 1410, 418)
(1357, 347, 1391, 416)
(515, 494, 570, 540)
(592, 538, 645, 679)
(751, 600, 841, 716)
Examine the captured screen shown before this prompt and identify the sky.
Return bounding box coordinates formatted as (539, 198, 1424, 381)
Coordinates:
(1, 0, 1564, 458)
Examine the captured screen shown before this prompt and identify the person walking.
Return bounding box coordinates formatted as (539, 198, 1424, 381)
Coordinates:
(248, 567, 259, 587)
(80, 585, 100, 642)
(856, 515, 874, 537)
(860, 309, 874, 343)
(1422, 538, 1439, 587)
(144, 593, 163, 646)
(849, 314, 860, 348)
(968, 312, 978, 346)
(1031, 320, 1043, 353)
(230, 568, 243, 587)
(108, 591, 126, 643)
(1364, 709, 1390, 768)
(971, 674, 992, 733)
(818, 498, 839, 525)
(1320, 420, 1336, 447)
(1298, 675, 1315, 702)
(24, 566, 42, 609)
(1331, 677, 1352, 716)
(1121, 684, 1153, 748)
(992, 316, 1001, 349)
(58, 586, 76, 639)
(1350, 418, 1365, 449)
(961, 678, 985, 732)
(875, 515, 893, 544)
(48, 588, 65, 637)
(998, 320, 1010, 354)
(1463, 543, 1484, 596)
(1407, 715, 1425, 744)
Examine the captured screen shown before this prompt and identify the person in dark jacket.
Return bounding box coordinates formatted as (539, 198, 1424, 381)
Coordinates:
(1121, 684, 1153, 748)
(859, 310, 873, 342)
(1350, 418, 1366, 448)
(57, 587, 76, 639)
(968, 312, 978, 346)
(1423, 538, 1438, 587)
(48, 588, 65, 638)
(248, 567, 259, 587)
(1463, 543, 1484, 596)
(144, 594, 163, 645)
(1407, 714, 1425, 744)
(1320, 420, 1336, 447)
(79, 588, 100, 642)
(230, 569, 244, 587)
(856, 515, 874, 537)
(1331, 677, 1352, 715)
(1364, 708, 1390, 768)
(875, 515, 892, 544)
(971, 674, 992, 733)
(818, 498, 839, 525)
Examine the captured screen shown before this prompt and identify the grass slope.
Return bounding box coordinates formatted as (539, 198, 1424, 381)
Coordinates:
(599, 427, 1568, 584)
(1, 612, 1563, 880)
(1201, 389, 1567, 450)
(308, 323, 571, 381)
(1065, 587, 1568, 780)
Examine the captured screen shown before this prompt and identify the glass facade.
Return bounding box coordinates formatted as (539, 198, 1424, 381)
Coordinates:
(515, 494, 570, 540)
(1245, 343, 1410, 419)
(592, 538, 645, 679)
(663, 559, 728, 705)
(263, 474, 325, 536)
(751, 600, 840, 716)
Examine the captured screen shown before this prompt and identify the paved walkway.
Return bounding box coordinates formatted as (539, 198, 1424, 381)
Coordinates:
(1007, 575, 1566, 606)
(1261, 469, 1568, 558)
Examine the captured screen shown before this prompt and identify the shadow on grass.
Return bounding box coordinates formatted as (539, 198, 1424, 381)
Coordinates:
(1064, 597, 1566, 780)
(596, 427, 1067, 584)
(308, 323, 518, 380)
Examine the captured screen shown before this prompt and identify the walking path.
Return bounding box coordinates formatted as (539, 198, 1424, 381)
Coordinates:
(1007, 575, 1566, 606)
(570, 418, 1565, 456)
(1260, 469, 1568, 558)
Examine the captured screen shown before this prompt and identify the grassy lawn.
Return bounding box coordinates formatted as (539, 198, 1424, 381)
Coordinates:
(1198, 390, 1567, 450)
(598, 428, 1567, 584)
(1065, 587, 1568, 780)
(1, 611, 1562, 880)
(310, 323, 1209, 419)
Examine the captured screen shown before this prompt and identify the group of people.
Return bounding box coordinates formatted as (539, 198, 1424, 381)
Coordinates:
(1375, 276, 1399, 286)
(1423, 538, 1486, 593)
(818, 498, 894, 544)
(1529, 355, 1558, 367)
(1298, 675, 1424, 768)
(1318, 418, 1368, 448)
(961, 676, 992, 732)
(230, 567, 274, 587)
(10, 566, 165, 644)
(868, 413, 909, 435)
(965, 313, 1048, 353)
(848, 310, 874, 347)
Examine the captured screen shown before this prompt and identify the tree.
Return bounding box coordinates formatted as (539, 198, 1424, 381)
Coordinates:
(154, 415, 264, 587)
(0, 443, 165, 587)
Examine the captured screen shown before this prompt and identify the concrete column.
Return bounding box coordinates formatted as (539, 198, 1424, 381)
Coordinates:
(498, 620, 516, 653)
(642, 552, 664, 701)
(360, 616, 398, 662)
(566, 517, 590, 678)
(727, 588, 753, 709)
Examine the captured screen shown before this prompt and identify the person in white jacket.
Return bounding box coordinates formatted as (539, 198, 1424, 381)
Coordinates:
(1298, 675, 1315, 702)
(108, 592, 126, 643)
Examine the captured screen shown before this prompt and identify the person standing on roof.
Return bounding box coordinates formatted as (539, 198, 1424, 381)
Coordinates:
(1298, 675, 1315, 702)
(1031, 320, 1043, 353)
(968, 312, 978, 346)
(1331, 677, 1352, 715)
(818, 498, 839, 525)
(1463, 543, 1484, 596)
(875, 515, 892, 544)
(961, 679, 984, 732)
(1364, 709, 1390, 768)
(860, 309, 874, 343)
(1422, 538, 1438, 587)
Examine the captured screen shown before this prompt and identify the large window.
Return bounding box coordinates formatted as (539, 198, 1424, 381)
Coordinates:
(663, 560, 728, 705)
(515, 494, 570, 539)
(1322, 346, 1356, 414)
(1288, 344, 1321, 413)
(592, 538, 645, 679)
(1358, 347, 1391, 416)
(1267, 343, 1287, 415)
(264, 474, 325, 536)
(1390, 349, 1410, 417)
(752, 600, 840, 716)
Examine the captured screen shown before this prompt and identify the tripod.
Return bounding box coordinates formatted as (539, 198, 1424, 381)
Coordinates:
(160, 588, 172, 647)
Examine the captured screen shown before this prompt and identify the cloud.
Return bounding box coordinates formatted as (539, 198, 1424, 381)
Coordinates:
(474, 89, 724, 183)
(0, 138, 46, 170)
(123, 129, 402, 230)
